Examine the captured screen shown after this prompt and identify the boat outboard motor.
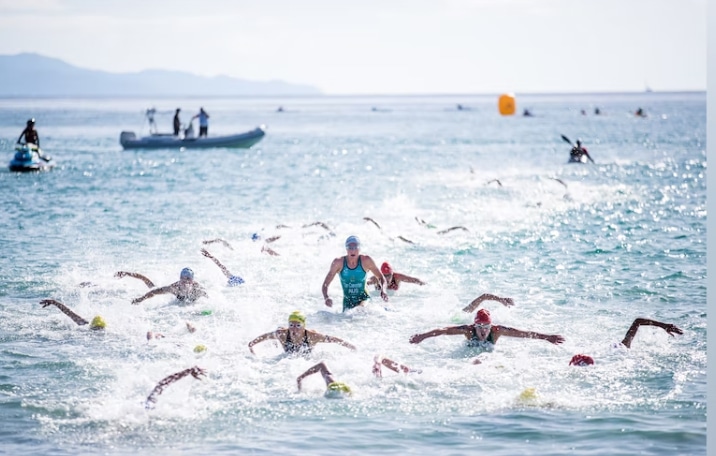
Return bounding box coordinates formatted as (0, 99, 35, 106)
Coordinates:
(184, 121, 195, 139)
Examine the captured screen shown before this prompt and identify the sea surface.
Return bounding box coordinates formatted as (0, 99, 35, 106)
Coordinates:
(0, 92, 706, 455)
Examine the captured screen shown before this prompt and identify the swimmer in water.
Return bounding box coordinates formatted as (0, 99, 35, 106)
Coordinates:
(117, 268, 207, 304)
(248, 311, 357, 355)
(40, 299, 106, 330)
(200, 248, 244, 286)
(569, 317, 683, 366)
(409, 309, 565, 363)
(297, 361, 352, 398)
(367, 262, 425, 291)
(145, 366, 206, 409)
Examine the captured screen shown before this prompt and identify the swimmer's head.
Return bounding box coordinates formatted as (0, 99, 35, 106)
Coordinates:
(180, 267, 194, 281)
(345, 235, 360, 250)
(381, 262, 392, 275)
(288, 311, 306, 327)
(90, 315, 106, 330)
(569, 354, 594, 366)
(474, 309, 491, 325)
(325, 381, 352, 398)
(251, 233, 261, 242)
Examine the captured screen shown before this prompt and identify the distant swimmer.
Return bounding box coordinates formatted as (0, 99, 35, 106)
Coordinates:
(277, 106, 285, 113)
(569, 317, 683, 366)
(322, 235, 388, 311)
(40, 299, 106, 330)
(200, 248, 244, 286)
(437, 226, 469, 235)
(635, 107, 647, 117)
(409, 309, 564, 364)
(248, 311, 357, 355)
(116, 268, 208, 304)
(569, 139, 595, 164)
(368, 261, 426, 291)
(594, 107, 601, 115)
(145, 366, 206, 409)
(523, 109, 534, 117)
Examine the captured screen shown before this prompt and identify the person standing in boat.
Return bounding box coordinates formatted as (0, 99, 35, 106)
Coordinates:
(17, 118, 40, 147)
(193, 107, 210, 137)
(173, 108, 182, 136)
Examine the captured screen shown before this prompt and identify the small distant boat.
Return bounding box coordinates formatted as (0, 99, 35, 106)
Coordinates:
(8, 144, 54, 172)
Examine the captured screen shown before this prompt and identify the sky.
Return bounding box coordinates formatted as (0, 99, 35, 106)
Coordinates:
(0, 0, 706, 95)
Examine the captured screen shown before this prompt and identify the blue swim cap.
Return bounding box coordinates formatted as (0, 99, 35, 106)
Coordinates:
(180, 267, 194, 280)
(251, 233, 261, 241)
(228, 275, 244, 286)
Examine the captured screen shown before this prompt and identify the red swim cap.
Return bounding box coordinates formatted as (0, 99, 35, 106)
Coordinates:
(569, 354, 594, 366)
(381, 262, 392, 274)
(474, 309, 491, 324)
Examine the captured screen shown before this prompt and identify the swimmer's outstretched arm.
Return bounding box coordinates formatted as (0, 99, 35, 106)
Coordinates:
(202, 238, 234, 250)
(40, 299, 89, 326)
(318, 333, 357, 351)
(397, 236, 415, 244)
(437, 226, 469, 235)
(297, 361, 335, 391)
(373, 355, 420, 377)
(620, 318, 683, 349)
(303, 221, 332, 231)
(261, 244, 280, 256)
(131, 286, 172, 304)
(409, 326, 467, 344)
(498, 326, 565, 344)
(145, 366, 206, 409)
(394, 272, 426, 285)
(462, 293, 514, 313)
(363, 217, 382, 230)
(114, 271, 155, 288)
(201, 248, 232, 279)
(247, 330, 282, 354)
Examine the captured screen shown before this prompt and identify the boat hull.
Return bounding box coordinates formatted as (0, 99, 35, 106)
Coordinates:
(120, 126, 266, 150)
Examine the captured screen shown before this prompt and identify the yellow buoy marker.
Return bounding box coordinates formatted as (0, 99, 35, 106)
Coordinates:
(498, 93, 516, 116)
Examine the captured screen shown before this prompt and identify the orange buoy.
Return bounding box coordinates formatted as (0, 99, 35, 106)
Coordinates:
(498, 93, 516, 116)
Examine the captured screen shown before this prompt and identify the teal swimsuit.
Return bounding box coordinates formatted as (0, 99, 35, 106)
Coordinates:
(339, 257, 370, 311)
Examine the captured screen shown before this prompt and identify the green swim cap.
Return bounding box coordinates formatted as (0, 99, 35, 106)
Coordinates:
(90, 316, 106, 330)
(194, 344, 207, 353)
(288, 311, 306, 325)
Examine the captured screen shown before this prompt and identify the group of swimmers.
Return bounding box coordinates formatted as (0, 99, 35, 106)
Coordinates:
(40, 232, 684, 402)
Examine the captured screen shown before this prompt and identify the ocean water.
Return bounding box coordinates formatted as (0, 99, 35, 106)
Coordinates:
(0, 92, 706, 455)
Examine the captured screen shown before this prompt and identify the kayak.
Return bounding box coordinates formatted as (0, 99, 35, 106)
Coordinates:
(119, 125, 266, 150)
(8, 144, 54, 172)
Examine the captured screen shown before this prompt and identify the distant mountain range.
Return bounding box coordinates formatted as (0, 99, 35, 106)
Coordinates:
(0, 53, 321, 97)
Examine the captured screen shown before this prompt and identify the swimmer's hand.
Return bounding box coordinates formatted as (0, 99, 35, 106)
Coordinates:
(547, 335, 565, 345)
(409, 334, 424, 344)
(324, 297, 333, 308)
(380, 290, 389, 302)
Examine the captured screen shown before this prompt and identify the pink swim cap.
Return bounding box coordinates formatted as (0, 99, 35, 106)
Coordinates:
(569, 354, 595, 366)
(381, 262, 392, 274)
(474, 309, 491, 324)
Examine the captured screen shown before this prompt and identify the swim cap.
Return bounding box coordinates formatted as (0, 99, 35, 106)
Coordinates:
(381, 262, 392, 275)
(194, 344, 207, 353)
(569, 354, 594, 366)
(345, 235, 360, 249)
(228, 275, 245, 286)
(251, 233, 261, 241)
(180, 267, 194, 280)
(288, 311, 306, 325)
(90, 315, 106, 330)
(326, 381, 352, 396)
(474, 309, 491, 324)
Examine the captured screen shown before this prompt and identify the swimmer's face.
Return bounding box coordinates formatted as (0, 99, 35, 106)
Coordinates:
(288, 321, 304, 333)
(346, 243, 359, 256)
(474, 323, 491, 339)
